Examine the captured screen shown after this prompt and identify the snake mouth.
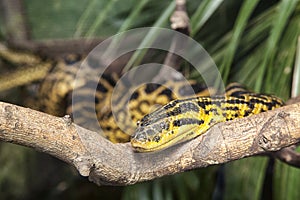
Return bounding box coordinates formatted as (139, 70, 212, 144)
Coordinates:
(130, 127, 198, 152)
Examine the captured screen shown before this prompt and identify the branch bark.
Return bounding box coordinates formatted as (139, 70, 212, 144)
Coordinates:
(0, 99, 300, 186)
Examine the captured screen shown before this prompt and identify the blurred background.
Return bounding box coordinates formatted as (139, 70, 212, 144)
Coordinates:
(0, 0, 300, 199)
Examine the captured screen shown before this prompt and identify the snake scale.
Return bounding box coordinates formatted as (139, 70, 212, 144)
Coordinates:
(0, 50, 284, 152)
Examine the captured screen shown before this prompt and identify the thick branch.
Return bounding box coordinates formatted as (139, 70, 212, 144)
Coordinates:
(1, 99, 300, 186)
(5, 38, 105, 59)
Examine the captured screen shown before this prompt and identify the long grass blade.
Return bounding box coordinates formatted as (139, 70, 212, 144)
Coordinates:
(292, 36, 300, 97)
(105, 0, 149, 53)
(122, 1, 176, 73)
(224, 157, 268, 200)
(190, 0, 224, 36)
(255, 0, 299, 92)
(85, 0, 118, 37)
(274, 159, 300, 200)
(220, 0, 260, 84)
(74, 0, 98, 37)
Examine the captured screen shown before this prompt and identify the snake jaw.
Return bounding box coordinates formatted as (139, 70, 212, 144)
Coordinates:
(130, 123, 200, 152)
(130, 99, 205, 152)
(131, 128, 199, 152)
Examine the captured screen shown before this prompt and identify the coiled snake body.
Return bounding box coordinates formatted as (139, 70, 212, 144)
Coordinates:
(54, 62, 283, 152)
(0, 51, 284, 152)
(37, 57, 213, 144)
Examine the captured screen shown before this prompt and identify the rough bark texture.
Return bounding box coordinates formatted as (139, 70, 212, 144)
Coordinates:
(0, 99, 300, 186)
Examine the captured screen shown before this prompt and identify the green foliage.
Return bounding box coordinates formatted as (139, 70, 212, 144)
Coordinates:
(292, 31, 300, 96)
(0, 144, 29, 199)
(123, 167, 218, 200)
(190, 0, 225, 36)
(224, 157, 269, 200)
(274, 160, 300, 200)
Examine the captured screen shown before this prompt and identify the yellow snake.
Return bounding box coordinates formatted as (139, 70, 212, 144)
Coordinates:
(131, 83, 284, 152)
(0, 49, 213, 143)
(69, 70, 213, 143)
(0, 49, 284, 153)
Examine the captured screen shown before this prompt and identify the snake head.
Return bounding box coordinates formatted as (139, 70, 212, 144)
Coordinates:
(131, 99, 204, 152)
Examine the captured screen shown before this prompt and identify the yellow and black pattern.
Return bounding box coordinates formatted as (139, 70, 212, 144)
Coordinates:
(74, 73, 213, 143)
(39, 57, 81, 116)
(131, 83, 284, 152)
(0, 49, 284, 152)
(0, 49, 52, 92)
(0, 49, 212, 144)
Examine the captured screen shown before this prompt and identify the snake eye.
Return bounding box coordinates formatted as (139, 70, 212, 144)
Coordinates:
(136, 121, 141, 126)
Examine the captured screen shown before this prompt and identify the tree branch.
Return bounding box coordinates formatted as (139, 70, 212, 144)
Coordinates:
(271, 146, 300, 167)
(1, 98, 300, 186)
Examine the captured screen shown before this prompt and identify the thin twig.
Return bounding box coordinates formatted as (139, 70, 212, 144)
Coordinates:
(272, 146, 300, 168)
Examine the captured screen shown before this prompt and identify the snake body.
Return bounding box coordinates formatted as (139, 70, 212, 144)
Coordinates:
(73, 72, 213, 143)
(0, 50, 284, 152)
(35, 55, 213, 143)
(131, 83, 284, 152)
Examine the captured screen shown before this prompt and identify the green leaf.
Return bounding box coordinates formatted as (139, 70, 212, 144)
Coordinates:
(224, 157, 268, 200)
(190, 0, 224, 36)
(118, 0, 149, 32)
(73, 0, 99, 37)
(85, 0, 118, 37)
(274, 161, 300, 200)
(122, 1, 175, 72)
(255, 0, 299, 92)
(291, 34, 300, 97)
(106, 0, 149, 52)
(220, 0, 260, 84)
